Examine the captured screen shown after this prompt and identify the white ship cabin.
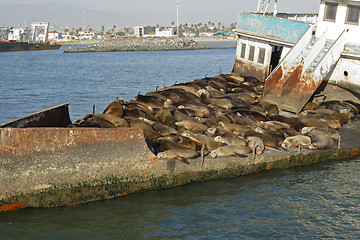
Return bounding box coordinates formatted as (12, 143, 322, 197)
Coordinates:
(233, 0, 360, 113)
(232, 12, 311, 81)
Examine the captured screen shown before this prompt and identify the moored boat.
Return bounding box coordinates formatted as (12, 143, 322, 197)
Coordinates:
(0, 40, 61, 52)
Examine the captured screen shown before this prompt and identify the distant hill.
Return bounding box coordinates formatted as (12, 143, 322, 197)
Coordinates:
(0, 1, 135, 29)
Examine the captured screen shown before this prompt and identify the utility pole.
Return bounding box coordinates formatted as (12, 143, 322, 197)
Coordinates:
(273, 0, 278, 17)
(176, 1, 179, 37)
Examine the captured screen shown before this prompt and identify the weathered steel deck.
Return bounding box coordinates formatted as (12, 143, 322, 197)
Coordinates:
(1, 121, 359, 212)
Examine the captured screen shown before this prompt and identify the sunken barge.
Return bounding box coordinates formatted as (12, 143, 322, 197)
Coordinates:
(1, 73, 360, 212)
(2, 2, 360, 212)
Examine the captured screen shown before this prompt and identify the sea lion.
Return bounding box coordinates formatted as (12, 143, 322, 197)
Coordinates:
(75, 117, 116, 128)
(246, 136, 264, 155)
(125, 117, 162, 142)
(307, 129, 334, 150)
(195, 117, 222, 129)
(82, 113, 129, 127)
(207, 127, 238, 138)
(254, 126, 285, 145)
(156, 137, 192, 152)
(214, 136, 246, 146)
(103, 99, 124, 118)
(210, 145, 252, 158)
(244, 130, 280, 149)
(301, 127, 340, 140)
(219, 122, 246, 132)
(303, 102, 320, 110)
(155, 107, 177, 127)
(139, 117, 178, 136)
(276, 128, 303, 137)
(180, 130, 223, 150)
(175, 120, 208, 133)
(157, 148, 200, 164)
(320, 100, 358, 118)
(281, 135, 312, 149)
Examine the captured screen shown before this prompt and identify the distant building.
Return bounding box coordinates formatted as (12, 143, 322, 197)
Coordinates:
(155, 27, 174, 37)
(47, 31, 62, 40)
(134, 26, 144, 37)
(0, 27, 10, 40)
(7, 27, 31, 41)
(78, 31, 97, 40)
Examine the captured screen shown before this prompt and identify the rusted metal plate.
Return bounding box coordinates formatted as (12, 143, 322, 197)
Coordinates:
(0, 127, 145, 155)
(0, 103, 72, 128)
(232, 59, 267, 81)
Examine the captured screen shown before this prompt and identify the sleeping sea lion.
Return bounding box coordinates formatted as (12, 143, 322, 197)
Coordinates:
(207, 127, 238, 138)
(157, 148, 200, 164)
(307, 129, 334, 150)
(214, 136, 246, 146)
(210, 145, 252, 158)
(175, 120, 208, 133)
(139, 117, 178, 136)
(180, 131, 223, 150)
(281, 135, 312, 149)
(83, 113, 129, 127)
(301, 127, 340, 140)
(156, 137, 192, 152)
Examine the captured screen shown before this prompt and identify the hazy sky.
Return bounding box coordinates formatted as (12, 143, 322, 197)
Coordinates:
(0, 0, 320, 27)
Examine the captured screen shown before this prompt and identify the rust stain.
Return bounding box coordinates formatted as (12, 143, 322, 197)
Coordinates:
(0, 128, 145, 156)
(0, 202, 24, 212)
(350, 151, 359, 157)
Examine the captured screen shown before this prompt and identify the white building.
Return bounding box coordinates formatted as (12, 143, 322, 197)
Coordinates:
(8, 28, 31, 41)
(134, 26, 144, 37)
(155, 27, 174, 37)
(78, 31, 97, 40)
(47, 31, 62, 40)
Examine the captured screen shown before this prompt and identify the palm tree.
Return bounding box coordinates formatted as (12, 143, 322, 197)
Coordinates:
(112, 25, 117, 36)
(101, 26, 105, 38)
(171, 21, 175, 27)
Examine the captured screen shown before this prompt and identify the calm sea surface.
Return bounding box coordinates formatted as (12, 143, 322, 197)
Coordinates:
(0, 46, 359, 239)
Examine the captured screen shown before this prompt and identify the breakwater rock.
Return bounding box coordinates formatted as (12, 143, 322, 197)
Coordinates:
(64, 38, 234, 53)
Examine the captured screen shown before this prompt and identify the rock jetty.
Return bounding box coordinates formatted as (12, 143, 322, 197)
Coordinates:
(64, 38, 234, 53)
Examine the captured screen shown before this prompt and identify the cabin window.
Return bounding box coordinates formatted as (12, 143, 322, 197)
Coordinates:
(258, 48, 266, 64)
(240, 43, 246, 58)
(324, 2, 337, 22)
(346, 5, 360, 25)
(248, 45, 255, 61)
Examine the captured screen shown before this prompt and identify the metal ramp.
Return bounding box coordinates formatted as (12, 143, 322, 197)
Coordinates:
(263, 28, 347, 113)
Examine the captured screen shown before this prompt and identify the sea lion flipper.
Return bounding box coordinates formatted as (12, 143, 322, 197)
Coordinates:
(177, 157, 190, 164)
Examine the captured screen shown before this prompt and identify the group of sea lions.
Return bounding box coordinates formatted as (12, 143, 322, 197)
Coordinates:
(69, 74, 360, 164)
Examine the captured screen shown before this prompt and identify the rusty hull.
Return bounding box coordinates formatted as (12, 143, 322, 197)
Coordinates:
(0, 103, 72, 128)
(1, 123, 360, 212)
(232, 59, 268, 82)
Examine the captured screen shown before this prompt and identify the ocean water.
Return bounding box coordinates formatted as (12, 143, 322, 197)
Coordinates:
(0, 46, 359, 239)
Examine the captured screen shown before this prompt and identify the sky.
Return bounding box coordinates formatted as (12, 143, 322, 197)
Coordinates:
(0, 0, 320, 28)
